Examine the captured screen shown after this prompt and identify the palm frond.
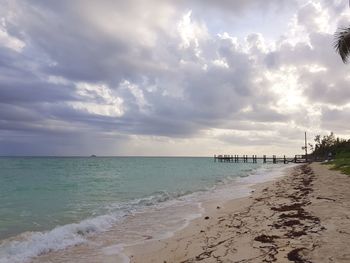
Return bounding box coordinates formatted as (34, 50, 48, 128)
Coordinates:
(334, 27, 350, 63)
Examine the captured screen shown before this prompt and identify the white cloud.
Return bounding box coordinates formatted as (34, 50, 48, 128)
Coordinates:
(265, 66, 307, 112)
(0, 18, 25, 52)
(177, 10, 208, 51)
(297, 1, 330, 33)
(212, 59, 229, 68)
(119, 80, 150, 113)
(71, 82, 124, 117)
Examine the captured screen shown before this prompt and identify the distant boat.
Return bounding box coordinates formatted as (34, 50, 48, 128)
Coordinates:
(90, 155, 97, 157)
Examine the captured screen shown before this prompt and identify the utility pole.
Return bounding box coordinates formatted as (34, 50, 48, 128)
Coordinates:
(304, 132, 308, 162)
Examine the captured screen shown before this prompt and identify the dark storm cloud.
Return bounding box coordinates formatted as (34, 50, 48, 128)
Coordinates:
(0, 46, 77, 104)
(0, 0, 348, 155)
(13, 2, 139, 84)
(7, 0, 297, 84)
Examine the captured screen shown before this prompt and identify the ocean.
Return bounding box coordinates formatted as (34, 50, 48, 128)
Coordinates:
(0, 157, 290, 262)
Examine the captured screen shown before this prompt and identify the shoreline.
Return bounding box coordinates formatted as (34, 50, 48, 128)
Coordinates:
(118, 164, 295, 262)
(123, 165, 294, 262)
(125, 163, 350, 263)
(26, 164, 292, 263)
(7, 162, 349, 262)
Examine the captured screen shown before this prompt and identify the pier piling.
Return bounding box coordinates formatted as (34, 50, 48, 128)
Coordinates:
(214, 154, 304, 164)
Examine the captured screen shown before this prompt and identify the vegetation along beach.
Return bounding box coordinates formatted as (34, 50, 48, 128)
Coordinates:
(1, 1, 350, 263)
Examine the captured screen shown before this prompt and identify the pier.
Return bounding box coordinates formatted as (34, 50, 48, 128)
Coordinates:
(214, 154, 308, 164)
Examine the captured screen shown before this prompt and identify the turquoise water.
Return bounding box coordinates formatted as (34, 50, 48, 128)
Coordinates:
(0, 157, 261, 239)
(0, 157, 286, 262)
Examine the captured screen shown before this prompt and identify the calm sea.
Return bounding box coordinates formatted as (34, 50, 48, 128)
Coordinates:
(0, 157, 290, 262)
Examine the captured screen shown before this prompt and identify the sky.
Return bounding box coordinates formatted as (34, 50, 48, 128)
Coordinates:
(0, 0, 349, 156)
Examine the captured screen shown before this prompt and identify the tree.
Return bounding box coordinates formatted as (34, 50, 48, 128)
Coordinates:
(322, 132, 336, 148)
(312, 132, 350, 158)
(334, 27, 350, 63)
(308, 143, 314, 153)
(314, 134, 321, 151)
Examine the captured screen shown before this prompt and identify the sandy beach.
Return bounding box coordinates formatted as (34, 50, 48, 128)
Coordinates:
(126, 163, 350, 263)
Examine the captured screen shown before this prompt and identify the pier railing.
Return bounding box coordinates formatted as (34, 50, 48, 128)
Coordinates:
(214, 154, 307, 164)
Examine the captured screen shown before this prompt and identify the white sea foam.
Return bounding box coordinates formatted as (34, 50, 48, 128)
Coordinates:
(0, 163, 296, 263)
(102, 244, 130, 263)
(0, 212, 126, 263)
(0, 191, 200, 263)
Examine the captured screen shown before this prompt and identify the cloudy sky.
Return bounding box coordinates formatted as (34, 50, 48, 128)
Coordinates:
(0, 0, 349, 156)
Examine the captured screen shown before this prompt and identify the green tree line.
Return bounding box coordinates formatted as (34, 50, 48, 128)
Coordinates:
(310, 132, 350, 158)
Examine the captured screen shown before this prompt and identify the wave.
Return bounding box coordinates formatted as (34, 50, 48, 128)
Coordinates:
(0, 212, 126, 263)
(0, 189, 202, 263)
(0, 163, 293, 263)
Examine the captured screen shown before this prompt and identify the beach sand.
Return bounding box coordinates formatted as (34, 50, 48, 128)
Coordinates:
(125, 163, 350, 263)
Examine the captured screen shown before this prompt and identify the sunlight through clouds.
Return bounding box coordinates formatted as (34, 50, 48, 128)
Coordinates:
(71, 83, 124, 117)
(177, 10, 208, 58)
(0, 0, 349, 155)
(265, 66, 307, 112)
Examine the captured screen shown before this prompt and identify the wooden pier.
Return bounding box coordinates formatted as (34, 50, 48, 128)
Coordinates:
(214, 154, 307, 164)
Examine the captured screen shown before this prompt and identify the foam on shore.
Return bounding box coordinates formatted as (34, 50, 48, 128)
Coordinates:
(0, 164, 294, 263)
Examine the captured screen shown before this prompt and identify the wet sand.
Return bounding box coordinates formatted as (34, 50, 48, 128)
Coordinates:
(126, 163, 350, 263)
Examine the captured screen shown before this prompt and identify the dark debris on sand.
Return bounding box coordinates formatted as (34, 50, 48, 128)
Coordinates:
(179, 165, 324, 263)
(253, 165, 323, 262)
